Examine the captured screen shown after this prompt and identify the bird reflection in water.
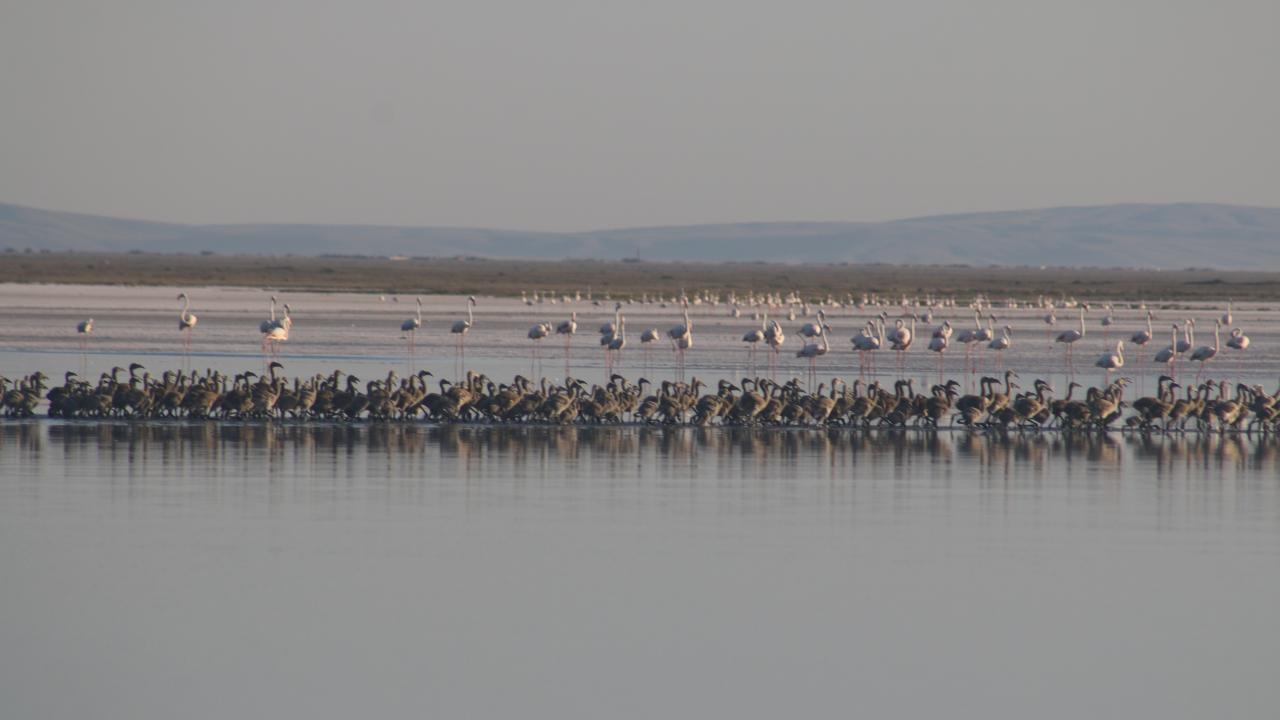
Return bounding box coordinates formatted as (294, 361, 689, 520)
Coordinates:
(1, 421, 1278, 489)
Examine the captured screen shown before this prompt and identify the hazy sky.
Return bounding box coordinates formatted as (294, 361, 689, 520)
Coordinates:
(2, 0, 1277, 230)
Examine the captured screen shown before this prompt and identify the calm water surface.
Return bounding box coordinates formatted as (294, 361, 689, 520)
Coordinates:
(2, 421, 1278, 719)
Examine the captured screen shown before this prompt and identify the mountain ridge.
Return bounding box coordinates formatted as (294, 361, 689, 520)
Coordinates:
(3, 201, 1278, 270)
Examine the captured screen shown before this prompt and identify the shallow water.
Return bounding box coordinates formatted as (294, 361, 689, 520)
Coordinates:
(2, 285, 1279, 718)
(1, 283, 1274, 396)
(1, 421, 1278, 719)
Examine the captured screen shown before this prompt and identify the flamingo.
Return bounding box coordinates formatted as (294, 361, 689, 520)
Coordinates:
(607, 313, 627, 370)
(1221, 301, 1233, 327)
(1054, 307, 1086, 374)
(667, 299, 693, 381)
(451, 296, 475, 372)
(988, 324, 1011, 370)
(955, 310, 984, 375)
(259, 295, 279, 335)
(927, 328, 949, 378)
(1175, 319, 1194, 355)
(1131, 310, 1153, 347)
(401, 297, 423, 359)
(1095, 340, 1124, 384)
(796, 324, 830, 389)
(1189, 319, 1221, 382)
(851, 318, 882, 377)
(263, 304, 290, 358)
(890, 314, 917, 376)
(76, 318, 93, 353)
(1100, 304, 1115, 339)
(1226, 327, 1250, 350)
(1226, 326, 1250, 378)
(528, 321, 551, 368)
(1153, 323, 1180, 379)
(176, 292, 198, 364)
(599, 302, 622, 337)
(799, 309, 826, 340)
(556, 311, 578, 374)
(764, 319, 785, 378)
(742, 312, 766, 372)
(640, 327, 661, 373)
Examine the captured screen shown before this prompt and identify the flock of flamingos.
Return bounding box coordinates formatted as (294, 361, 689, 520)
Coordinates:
(3, 288, 1270, 432)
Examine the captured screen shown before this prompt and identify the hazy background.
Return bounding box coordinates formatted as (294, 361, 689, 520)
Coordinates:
(2, 0, 1278, 231)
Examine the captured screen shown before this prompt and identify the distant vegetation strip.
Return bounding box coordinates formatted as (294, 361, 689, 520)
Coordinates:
(3, 251, 1279, 301)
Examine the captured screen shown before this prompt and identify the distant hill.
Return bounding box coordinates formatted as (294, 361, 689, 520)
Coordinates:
(3, 201, 1279, 269)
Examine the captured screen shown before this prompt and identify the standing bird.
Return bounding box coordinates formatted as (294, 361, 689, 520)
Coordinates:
(796, 324, 830, 389)
(527, 321, 552, 371)
(1100, 304, 1115, 339)
(556, 311, 578, 375)
(76, 318, 93, 352)
(851, 318, 883, 377)
(1131, 310, 1154, 347)
(451, 295, 476, 373)
(799, 309, 826, 339)
(259, 295, 280, 335)
(890, 314, 917, 376)
(1189, 319, 1221, 382)
(742, 312, 766, 373)
(262, 304, 291, 359)
(1095, 340, 1125, 383)
(1054, 307, 1086, 374)
(1221, 301, 1233, 327)
(1226, 326, 1250, 378)
(1153, 324, 1181, 380)
(927, 327, 949, 379)
(401, 296, 423, 353)
(764, 319, 785, 378)
(177, 293, 198, 365)
(640, 327, 661, 374)
(667, 299, 693, 381)
(607, 313, 627, 370)
(988, 324, 1012, 370)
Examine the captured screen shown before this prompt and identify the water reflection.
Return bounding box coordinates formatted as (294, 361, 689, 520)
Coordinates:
(4, 421, 1279, 486)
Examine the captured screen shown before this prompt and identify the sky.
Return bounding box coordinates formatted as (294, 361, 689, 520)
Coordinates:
(1, 0, 1277, 231)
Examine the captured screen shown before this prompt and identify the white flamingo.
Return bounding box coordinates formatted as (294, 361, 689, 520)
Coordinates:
(556, 311, 578, 374)
(890, 314, 917, 375)
(1221, 301, 1233, 326)
(263, 304, 290, 358)
(742, 312, 766, 372)
(76, 318, 93, 353)
(927, 329, 949, 377)
(177, 292, 198, 360)
(451, 296, 475, 370)
(1095, 340, 1124, 382)
(851, 318, 883, 376)
(1131, 310, 1153, 347)
(667, 299, 693, 380)
(764, 319, 785, 377)
(1189, 319, 1221, 381)
(796, 324, 830, 388)
(526, 320, 552, 371)
(988, 324, 1011, 370)
(1153, 323, 1180, 379)
(401, 297, 423, 356)
(799, 309, 826, 339)
(1054, 307, 1086, 374)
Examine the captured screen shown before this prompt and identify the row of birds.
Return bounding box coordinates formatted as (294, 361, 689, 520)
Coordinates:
(72, 293, 1250, 376)
(4, 366, 1278, 434)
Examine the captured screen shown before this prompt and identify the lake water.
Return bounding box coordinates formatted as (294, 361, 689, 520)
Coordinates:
(1, 285, 1278, 718)
(1, 420, 1278, 718)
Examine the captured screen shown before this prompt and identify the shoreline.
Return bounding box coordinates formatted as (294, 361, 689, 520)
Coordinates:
(2, 252, 1278, 301)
